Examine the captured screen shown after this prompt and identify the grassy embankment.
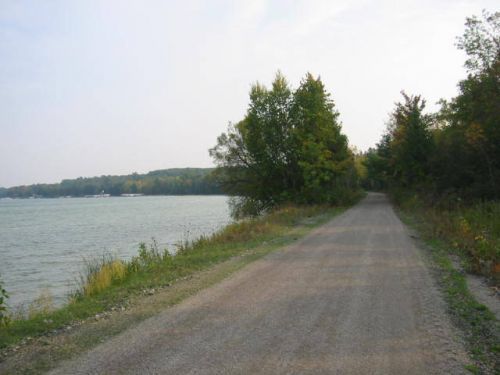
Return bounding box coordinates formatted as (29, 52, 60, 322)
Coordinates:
(392, 191, 500, 279)
(392, 191, 499, 374)
(0, 204, 346, 353)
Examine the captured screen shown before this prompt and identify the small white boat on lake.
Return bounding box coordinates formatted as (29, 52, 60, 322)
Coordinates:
(84, 191, 111, 198)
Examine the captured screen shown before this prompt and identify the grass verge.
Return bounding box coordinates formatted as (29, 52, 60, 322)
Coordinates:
(0, 204, 347, 374)
(396, 208, 499, 374)
(391, 190, 499, 280)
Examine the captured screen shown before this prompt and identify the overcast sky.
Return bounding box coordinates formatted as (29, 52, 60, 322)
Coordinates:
(0, 0, 497, 187)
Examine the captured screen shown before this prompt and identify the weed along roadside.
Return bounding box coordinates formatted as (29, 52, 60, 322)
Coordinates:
(394, 203, 500, 374)
(392, 192, 500, 282)
(0, 203, 349, 373)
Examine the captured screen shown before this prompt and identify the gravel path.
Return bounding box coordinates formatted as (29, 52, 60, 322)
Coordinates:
(50, 193, 469, 374)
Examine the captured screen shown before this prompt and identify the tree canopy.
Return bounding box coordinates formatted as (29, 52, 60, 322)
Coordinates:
(364, 11, 500, 200)
(210, 72, 358, 217)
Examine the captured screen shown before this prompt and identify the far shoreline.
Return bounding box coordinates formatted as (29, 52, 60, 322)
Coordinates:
(0, 194, 228, 200)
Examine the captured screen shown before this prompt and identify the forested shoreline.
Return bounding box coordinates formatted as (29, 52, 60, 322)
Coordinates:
(0, 168, 221, 198)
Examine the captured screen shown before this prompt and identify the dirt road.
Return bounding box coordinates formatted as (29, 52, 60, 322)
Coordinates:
(51, 193, 469, 374)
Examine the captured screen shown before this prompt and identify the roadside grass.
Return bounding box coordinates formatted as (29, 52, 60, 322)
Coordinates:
(0, 204, 345, 353)
(397, 209, 499, 374)
(392, 191, 500, 281)
(0, 279, 9, 327)
(80, 257, 127, 297)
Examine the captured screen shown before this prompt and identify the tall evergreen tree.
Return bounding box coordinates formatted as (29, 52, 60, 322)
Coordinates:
(291, 74, 353, 203)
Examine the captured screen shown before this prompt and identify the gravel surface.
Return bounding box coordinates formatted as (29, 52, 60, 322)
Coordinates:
(50, 193, 470, 374)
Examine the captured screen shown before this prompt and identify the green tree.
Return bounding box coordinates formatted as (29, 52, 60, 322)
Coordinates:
(385, 92, 434, 187)
(210, 73, 295, 214)
(456, 10, 499, 74)
(291, 74, 354, 203)
(362, 136, 392, 191)
(210, 72, 356, 217)
(435, 10, 500, 198)
(365, 11, 499, 200)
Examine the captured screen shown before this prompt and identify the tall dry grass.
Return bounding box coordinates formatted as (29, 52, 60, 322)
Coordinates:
(395, 192, 500, 279)
(78, 256, 127, 297)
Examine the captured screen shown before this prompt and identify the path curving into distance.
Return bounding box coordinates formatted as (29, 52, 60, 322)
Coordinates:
(51, 193, 469, 374)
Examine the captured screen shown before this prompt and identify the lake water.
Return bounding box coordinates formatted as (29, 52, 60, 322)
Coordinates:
(0, 196, 231, 310)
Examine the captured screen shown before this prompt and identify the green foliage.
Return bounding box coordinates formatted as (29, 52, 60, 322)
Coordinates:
(1, 168, 221, 198)
(364, 10, 499, 200)
(361, 143, 390, 191)
(432, 11, 500, 199)
(394, 190, 500, 278)
(391, 93, 434, 186)
(432, 10, 499, 199)
(361, 92, 433, 191)
(291, 74, 355, 203)
(210, 72, 358, 217)
(456, 10, 499, 74)
(434, 68, 500, 198)
(129, 241, 172, 272)
(0, 276, 10, 327)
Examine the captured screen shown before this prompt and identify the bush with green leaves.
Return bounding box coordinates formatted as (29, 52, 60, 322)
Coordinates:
(0, 277, 10, 327)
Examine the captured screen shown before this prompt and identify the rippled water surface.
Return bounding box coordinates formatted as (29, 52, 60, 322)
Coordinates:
(0, 196, 230, 309)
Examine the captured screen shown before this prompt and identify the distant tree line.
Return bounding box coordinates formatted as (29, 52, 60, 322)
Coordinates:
(210, 72, 360, 217)
(363, 11, 499, 201)
(0, 168, 222, 198)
